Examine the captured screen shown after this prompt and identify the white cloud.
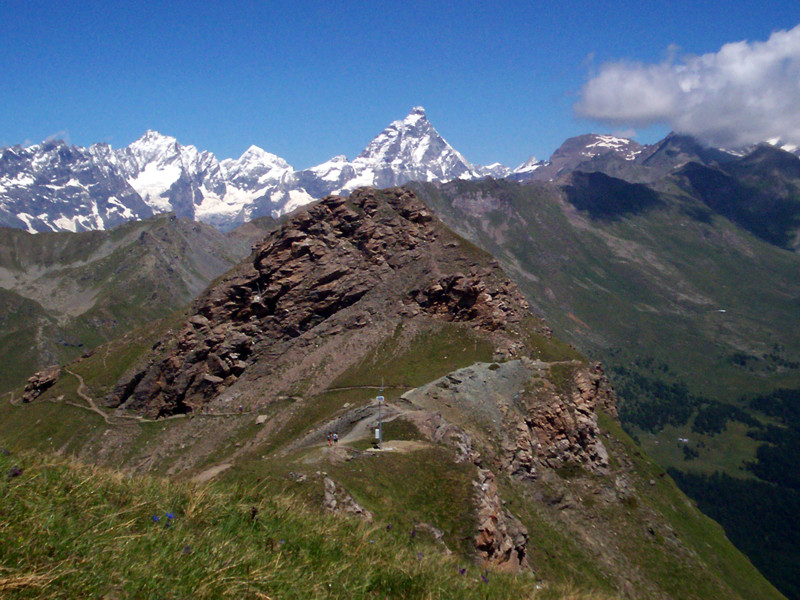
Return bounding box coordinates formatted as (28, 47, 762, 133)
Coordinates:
(575, 24, 800, 148)
(611, 128, 637, 139)
(45, 130, 71, 145)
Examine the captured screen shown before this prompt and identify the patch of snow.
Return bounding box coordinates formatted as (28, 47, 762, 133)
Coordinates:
(10, 173, 35, 187)
(128, 162, 181, 211)
(513, 156, 544, 173)
(53, 215, 78, 232)
(310, 155, 352, 182)
(105, 197, 135, 219)
(334, 167, 375, 194)
(16, 212, 38, 234)
(280, 189, 315, 215)
(195, 185, 249, 222)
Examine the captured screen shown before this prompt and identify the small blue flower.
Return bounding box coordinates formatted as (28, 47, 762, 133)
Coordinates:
(152, 515, 160, 522)
(481, 571, 489, 584)
(166, 512, 174, 520)
(458, 567, 466, 576)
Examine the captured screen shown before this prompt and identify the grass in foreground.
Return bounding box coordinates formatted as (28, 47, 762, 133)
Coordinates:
(0, 447, 619, 600)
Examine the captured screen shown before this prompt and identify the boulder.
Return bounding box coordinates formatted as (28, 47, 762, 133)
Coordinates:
(22, 365, 60, 403)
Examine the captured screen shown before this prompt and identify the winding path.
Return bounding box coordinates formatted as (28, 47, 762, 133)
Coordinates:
(64, 368, 112, 423)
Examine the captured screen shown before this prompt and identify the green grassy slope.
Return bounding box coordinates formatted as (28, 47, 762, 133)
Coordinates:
(0, 400, 785, 600)
(0, 448, 564, 600)
(0, 315, 786, 600)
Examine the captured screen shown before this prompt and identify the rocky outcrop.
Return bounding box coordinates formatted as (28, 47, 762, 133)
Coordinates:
(106, 189, 432, 416)
(401, 359, 617, 570)
(403, 359, 616, 481)
(403, 409, 480, 464)
(107, 187, 537, 418)
(22, 366, 60, 403)
(406, 273, 528, 332)
(474, 468, 528, 571)
(505, 362, 613, 478)
(323, 477, 372, 521)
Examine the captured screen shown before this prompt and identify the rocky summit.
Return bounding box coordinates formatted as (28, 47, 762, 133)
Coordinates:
(106, 188, 537, 418)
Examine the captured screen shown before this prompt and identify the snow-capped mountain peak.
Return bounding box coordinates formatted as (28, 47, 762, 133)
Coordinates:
(582, 134, 642, 160)
(403, 105, 427, 125)
(225, 145, 292, 175)
(478, 162, 513, 178)
(513, 155, 544, 174)
(127, 130, 181, 162)
(0, 107, 532, 232)
(238, 145, 289, 166)
(765, 137, 800, 155)
(348, 106, 481, 188)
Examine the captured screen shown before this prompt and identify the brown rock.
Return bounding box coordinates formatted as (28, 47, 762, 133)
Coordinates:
(22, 365, 60, 403)
(503, 363, 613, 475)
(473, 469, 528, 571)
(323, 477, 372, 521)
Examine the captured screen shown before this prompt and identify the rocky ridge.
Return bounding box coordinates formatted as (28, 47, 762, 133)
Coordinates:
(106, 188, 533, 418)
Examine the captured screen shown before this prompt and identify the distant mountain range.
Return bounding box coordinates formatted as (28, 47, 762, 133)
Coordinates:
(6, 107, 797, 234)
(0, 107, 507, 233)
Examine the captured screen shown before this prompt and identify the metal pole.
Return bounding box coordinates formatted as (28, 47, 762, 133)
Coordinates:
(377, 381, 385, 450)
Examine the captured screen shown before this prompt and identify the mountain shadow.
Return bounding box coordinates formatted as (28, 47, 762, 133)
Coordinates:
(561, 171, 662, 220)
(677, 159, 800, 249)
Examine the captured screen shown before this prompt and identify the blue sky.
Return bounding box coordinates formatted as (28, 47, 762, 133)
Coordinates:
(2, 0, 800, 168)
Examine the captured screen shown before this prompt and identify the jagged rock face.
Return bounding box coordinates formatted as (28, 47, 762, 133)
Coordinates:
(407, 272, 526, 332)
(473, 468, 528, 571)
(505, 362, 613, 478)
(107, 188, 532, 418)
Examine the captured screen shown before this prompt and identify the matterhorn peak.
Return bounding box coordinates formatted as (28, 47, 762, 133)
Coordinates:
(400, 106, 428, 127)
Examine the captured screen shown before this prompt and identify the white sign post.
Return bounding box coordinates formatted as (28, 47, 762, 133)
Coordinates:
(376, 395, 385, 449)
